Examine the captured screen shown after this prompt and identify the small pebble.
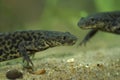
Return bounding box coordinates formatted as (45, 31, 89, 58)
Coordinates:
(6, 69, 23, 79)
(67, 58, 75, 63)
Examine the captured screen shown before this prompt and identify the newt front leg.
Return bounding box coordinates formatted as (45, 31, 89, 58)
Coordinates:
(79, 29, 98, 46)
(18, 41, 34, 68)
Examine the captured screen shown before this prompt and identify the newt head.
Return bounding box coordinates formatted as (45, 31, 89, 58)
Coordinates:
(44, 31, 77, 46)
(58, 32, 77, 45)
(77, 13, 108, 30)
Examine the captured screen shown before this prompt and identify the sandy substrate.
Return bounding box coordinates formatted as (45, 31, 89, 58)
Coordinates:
(0, 47, 120, 80)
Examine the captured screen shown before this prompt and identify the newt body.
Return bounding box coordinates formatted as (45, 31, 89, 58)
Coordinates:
(0, 30, 77, 66)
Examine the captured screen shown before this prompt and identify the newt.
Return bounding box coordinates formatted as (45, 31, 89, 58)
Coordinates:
(77, 11, 120, 45)
(0, 30, 77, 67)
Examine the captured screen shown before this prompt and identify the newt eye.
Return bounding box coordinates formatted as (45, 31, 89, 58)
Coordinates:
(63, 36, 67, 40)
(90, 17, 96, 23)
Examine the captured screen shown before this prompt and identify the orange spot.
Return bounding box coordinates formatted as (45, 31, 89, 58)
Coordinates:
(33, 69, 46, 75)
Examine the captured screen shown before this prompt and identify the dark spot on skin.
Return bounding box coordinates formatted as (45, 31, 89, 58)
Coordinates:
(0, 58, 2, 61)
(5, 36, 10, 40)
(38, 32, 43, 36)
(9, 56, 18, 59)
(0, 38, 3, 42)
(4, 46, 9, 51)
(33, 35, 37, 40)
(25, 36, 33, 41)
(9, 45, 13, 50)
(0, 58, 6, 61)
(40, 36, 45, 39)
(12, 38, 18, 44)
(0, 49, 3, 56)
(1, 41, 5, 45)
(7, 40, 11, 46)
(15, 36, 21, 40)
(10, 51, 16, 54)
(14, 45, 18, 49)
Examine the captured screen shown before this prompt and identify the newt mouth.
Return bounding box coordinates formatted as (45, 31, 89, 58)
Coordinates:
(79, 25, 97, 29)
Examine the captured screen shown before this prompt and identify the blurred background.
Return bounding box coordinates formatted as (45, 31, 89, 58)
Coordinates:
(0, 0, 120, 48)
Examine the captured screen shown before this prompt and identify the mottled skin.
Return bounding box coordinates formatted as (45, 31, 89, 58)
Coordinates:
(77, 11, 120, 45)
(0, 30, 77, 67)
